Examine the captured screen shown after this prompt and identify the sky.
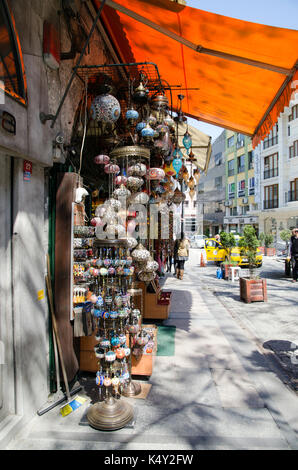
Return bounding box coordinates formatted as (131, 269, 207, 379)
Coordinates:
(184, 0, 298, 142)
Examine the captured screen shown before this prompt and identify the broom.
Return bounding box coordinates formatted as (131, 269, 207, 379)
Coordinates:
(44, 255, 86, 417)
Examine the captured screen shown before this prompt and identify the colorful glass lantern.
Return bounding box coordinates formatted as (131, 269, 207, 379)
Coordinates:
(193, 168, 201, 184)
(189, 188, 196, 200)
(115, 175, 127, 186)
(125, 108, 139, 120)
(164, 162, 176, 177)
(91, 94, 121, 123)
(104, 163, 120, 174)
(136, 121, 146, 132)
(147, 168, 165, 180)
(94, 154, 110, 165)
(172, 157, 183, 175)
(188, 176, 196, 190)
(183, 130, 192, 154)
(141, 123, 155, 139)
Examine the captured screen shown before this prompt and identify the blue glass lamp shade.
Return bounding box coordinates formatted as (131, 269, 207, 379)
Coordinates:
(141, 123, 155, 138)
(125, 108, 139, 120)
(172, 157, 183, 174)
(136, 121, 146, 132)
(182, 131, 192, 154)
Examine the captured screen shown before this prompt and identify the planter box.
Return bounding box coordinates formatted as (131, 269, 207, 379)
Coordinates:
(222, 264, 238, 280)
(265, 247, 276, 256)
(240, 278, 267, 303)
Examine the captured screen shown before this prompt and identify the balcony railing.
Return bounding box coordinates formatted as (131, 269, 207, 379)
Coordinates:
(228, 192, 235, 199)
(264, 168, 278, 179)
(288, 190, 298, 202)
(249, 187, 255, 195)
(263, 135, 278, 149)
(264, 199, 279, 209)
(238, 190, 245, 197)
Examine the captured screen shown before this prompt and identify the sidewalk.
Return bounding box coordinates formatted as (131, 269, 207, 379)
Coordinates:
(6, 253, 298, 450)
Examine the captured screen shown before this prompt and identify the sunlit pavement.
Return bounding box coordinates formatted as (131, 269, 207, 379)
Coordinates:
(6, 250, 298, 450)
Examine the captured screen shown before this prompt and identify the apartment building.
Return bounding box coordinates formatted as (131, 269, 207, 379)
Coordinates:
(252, 95, 298, 243)
(223, 131, 258, 234)
(198, 130, 226, 237)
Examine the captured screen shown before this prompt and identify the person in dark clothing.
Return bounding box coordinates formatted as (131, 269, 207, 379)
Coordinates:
(288, 228, 298, 282)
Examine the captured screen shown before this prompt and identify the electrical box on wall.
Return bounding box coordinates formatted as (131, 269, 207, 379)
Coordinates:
(43, 21, 61, 70)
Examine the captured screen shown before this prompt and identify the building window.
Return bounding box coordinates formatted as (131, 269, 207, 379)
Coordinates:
(237, 154, 245, 173)
(249, 177, 255, 195)
(228, 182, 235, 199)
(214, 152, 222, 166)
(230, 206, 237, 216)
(289, 140, 298, 159)
(263, 125, 278, 149)
(264, 184, 278, 209)
(185, 217, 196, 232)
(264, 153, 278, 179)
(214, 176, 222, 189)
(289, 178, 298, 202)
(227, 135, 234, 148)
(248, 151, 254, 170)
(227, 159, 234, 176)
(0, 1, 26, 103)
(236, 133, 245, 149)
(238, 179, 245, 197)
(289, 104, 298, 122)
(241, 205, 249, 215)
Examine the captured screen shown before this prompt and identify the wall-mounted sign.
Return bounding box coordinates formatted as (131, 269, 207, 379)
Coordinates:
(23, 160, 32, 181)
(0, 111, 16, 135)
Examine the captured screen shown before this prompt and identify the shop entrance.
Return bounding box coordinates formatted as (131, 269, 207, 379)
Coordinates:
(0, 154, 15, 425)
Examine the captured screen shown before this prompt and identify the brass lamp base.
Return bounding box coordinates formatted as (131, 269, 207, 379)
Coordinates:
(122, 380, 142, 397)
(87, 396, 134, 431)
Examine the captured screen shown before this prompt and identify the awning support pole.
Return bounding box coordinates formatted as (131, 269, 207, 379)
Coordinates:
(104, 0, 293, 76)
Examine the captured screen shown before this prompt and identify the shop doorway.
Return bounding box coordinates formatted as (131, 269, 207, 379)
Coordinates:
(0, 155, 15, 425)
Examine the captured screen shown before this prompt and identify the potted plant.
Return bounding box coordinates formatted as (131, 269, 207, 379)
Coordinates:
(219, 231, 237, 279)
(238, 225, 267, 303)
(264, 233, 275, 256)
(258, 232, 265, 255)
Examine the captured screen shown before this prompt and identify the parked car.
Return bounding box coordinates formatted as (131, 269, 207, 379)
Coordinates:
(191, 234, 207, 248)
(204, 237, 263, 267)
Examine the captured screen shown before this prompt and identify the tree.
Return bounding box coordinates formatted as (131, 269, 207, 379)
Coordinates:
(280, 229, 291, 251)
(264, 233, 274, 248)
(219, 231, 236, 264)
(238, 225, 259, 279)
(258, 232, 265, 247)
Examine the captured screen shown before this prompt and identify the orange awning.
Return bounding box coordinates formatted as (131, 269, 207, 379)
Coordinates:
(93, 0, 298, 147)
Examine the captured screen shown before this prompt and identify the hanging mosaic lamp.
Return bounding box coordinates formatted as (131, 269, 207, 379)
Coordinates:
(193, 168, 201, 184)
(164, 162, 176, 177)
(182, 167, 189, 182)
(172, 188, 186, 205)
(188, 176, 196, 190)
(147, 168, 165, 181)
(115, 175, 127, 186)
(104, 163, 120, 174)
(94, 154, 110, 165)
(189, 188, 196, 200)
(125, 108, 139, 121)
(136, 121, 147, 133)
(141, 123, 155, 139)
(183, 130, 192, 155)
(90, 94, 121, 123)
(172, 157, 183, 175)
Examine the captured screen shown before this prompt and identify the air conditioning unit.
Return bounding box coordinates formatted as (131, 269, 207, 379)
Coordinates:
(242, 197, 248, 204)
(224, 200, 232, 207)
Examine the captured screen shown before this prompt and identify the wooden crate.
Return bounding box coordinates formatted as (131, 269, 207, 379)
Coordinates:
(140, 281, 172, 320)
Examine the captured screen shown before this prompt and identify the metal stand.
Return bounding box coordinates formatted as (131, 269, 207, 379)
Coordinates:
(122, 282, 143, 397)
(87, 394, 134, 431)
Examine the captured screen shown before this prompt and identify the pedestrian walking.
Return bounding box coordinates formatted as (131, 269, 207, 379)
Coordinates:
(176, 233, 190, 280)
(173, 237, 179, 277)
(288, 228, 298, 282)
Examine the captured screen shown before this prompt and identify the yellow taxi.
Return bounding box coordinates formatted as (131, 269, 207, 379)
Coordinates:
(204, 237, 263, 267)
